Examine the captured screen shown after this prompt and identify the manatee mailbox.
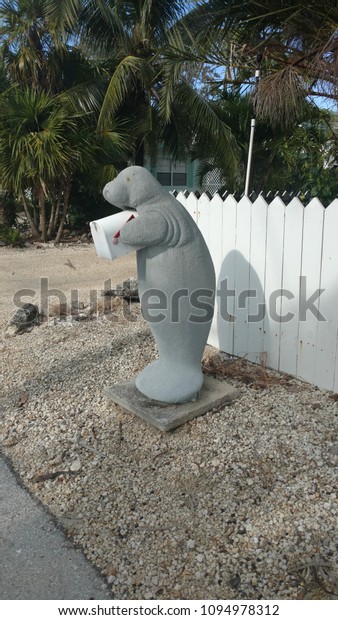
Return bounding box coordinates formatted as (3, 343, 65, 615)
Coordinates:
(98, 166, 216, 405)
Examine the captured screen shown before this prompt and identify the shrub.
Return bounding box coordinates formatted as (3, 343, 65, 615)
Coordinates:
(0, 225, 25, 246)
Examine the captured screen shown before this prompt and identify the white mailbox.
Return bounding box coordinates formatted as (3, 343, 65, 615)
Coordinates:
(90, 211, 141, 260)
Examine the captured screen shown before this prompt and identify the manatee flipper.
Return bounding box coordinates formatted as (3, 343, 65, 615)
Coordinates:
(120, 214, 168, 247)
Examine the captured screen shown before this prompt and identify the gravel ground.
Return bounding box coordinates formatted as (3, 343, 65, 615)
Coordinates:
(0, 245, 337, 600)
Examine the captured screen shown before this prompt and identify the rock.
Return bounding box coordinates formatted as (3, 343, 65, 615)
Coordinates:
(9, 303, 39, 332)
(5, 325, 18, 338)
(196, 553, 204, 563)
(228, 574, 241, 590)
(70, 459, 82, 472)
(187, 539, 195, 549)
(102, 277, 139, 302)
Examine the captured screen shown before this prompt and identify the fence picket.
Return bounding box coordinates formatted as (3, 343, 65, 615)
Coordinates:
(279, 198, 304, 375)
(197, 194, 211, 247)
(233, 196, 252, 358)
(247, 196, 268, 364)
(208, 195, 224, 347)
(263, 198, 286, 370)
(314, 201, 338, 390)
(216, 195, 237, 354)
(296, 199, 325, 385)
(185, 192, 198, 223)
(175, 191, 186, 210)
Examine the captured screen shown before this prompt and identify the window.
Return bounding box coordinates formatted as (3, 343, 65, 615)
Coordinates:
(156, 157, 187, 187)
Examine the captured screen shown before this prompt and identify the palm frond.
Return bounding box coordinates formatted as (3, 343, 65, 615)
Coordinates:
(97, 55, 153, 129)
(162, 80, 240, 180)
(44, 0, 83, 35)
(254, 66, 306, 126)
(79, 0, 129, 57)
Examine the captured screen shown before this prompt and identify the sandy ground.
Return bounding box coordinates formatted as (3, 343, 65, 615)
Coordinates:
(0, 243, 136, 328)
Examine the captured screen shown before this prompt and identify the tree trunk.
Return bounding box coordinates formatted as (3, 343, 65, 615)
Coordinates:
(38, 185, 47, 241)
(52, 194, 62, 235)
(54, 183, 71, 244)
(19, 191, 40, 238)
(47, 194, 58, 238)
(134, 139, 145, 167)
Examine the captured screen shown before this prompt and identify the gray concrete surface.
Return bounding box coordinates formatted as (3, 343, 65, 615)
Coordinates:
(0, 456, 111, 600)
(104, 375, 238, 431)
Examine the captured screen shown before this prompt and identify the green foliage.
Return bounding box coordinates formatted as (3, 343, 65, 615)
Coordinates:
(0, 88, 77, 191)
(0, 224, 24, 246)
(193, 92, 338, 200)
(67, 180, 119, 230)
(274, 122, 338, 203)
(0, 0, 336, 243)
(0, 190, 17, 227)
(181, 0, 338, 123)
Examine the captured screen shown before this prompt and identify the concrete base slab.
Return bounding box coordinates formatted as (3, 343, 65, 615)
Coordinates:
(104, 375, 238, 431)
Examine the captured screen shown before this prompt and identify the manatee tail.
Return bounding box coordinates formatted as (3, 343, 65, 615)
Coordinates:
(135, 360, 204, 404)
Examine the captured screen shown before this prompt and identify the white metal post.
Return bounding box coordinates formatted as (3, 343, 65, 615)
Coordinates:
(244, 68, 261, 197)
(244, 118, 256, 196)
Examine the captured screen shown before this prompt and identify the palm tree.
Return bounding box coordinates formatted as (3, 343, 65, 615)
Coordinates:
(74, 0, 239, 176)
(180, 0, 338, 126)
(0, 88, 78, 240)
(74, 0, 187, 165)
(0, 0, 130, 239)
(0, 85, 128, 240)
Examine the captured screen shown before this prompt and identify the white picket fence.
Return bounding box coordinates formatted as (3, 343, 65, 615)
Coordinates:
(176, 192, 338, 393)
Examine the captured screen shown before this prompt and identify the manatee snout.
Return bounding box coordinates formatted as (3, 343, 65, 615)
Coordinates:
(102, 183, 111, 202)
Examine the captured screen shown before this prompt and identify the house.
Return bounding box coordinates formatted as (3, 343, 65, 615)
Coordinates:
(145, 155, 198, 192)
(145, 153, 224, 195)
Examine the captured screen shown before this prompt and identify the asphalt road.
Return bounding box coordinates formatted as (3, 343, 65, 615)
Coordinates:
(0, 456, 111, 600)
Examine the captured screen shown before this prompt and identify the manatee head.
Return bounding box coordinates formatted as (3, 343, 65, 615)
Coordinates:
(103, 166, 165, 211)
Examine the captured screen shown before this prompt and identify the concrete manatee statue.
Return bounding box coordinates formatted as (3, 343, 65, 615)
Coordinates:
(103, 166, 215, 403)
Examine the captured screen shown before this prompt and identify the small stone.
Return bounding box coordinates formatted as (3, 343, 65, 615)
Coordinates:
(107, 575, 115, 584)
(187, 539, 195, 549)
(5, 324, 19, 338)
(211, 458, 220, 467)
(196, 553, 204, 563)
(70, 459, 82, 472)
(228, 574, 241, 590)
